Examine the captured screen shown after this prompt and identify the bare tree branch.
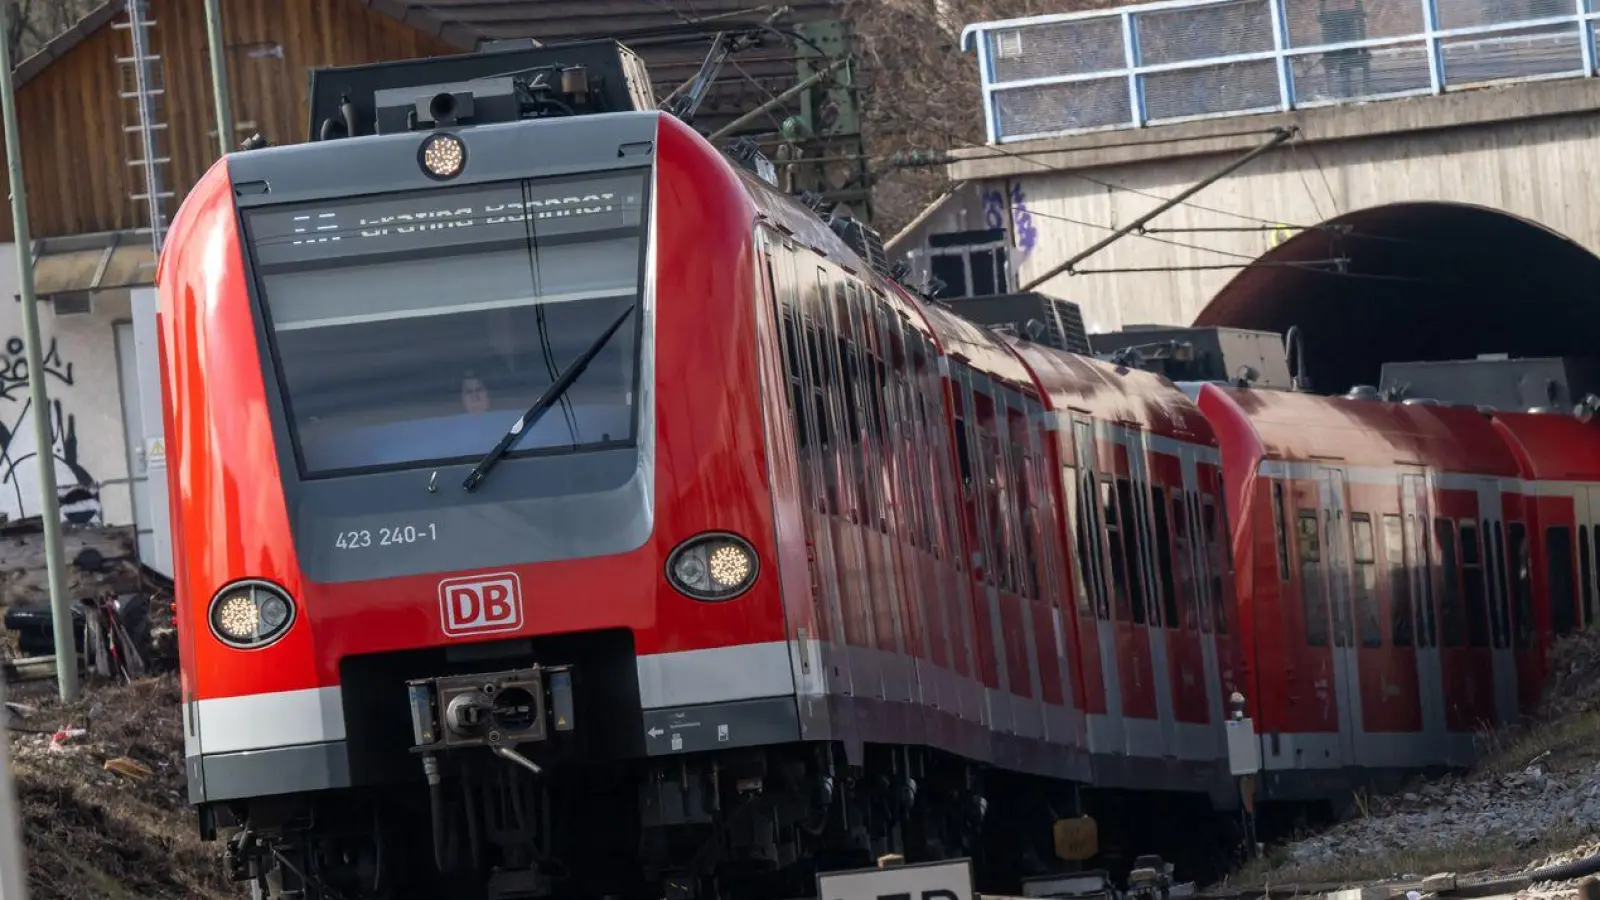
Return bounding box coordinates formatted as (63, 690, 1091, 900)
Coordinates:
(848, 0, 1131, 234)
(6, 0, 100, 61)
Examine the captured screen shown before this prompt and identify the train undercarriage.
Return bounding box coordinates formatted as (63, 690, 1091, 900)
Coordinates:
(209, 657, 1242, 900)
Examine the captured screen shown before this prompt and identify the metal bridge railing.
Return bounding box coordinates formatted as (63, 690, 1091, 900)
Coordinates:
(961, 0, 1600, 144)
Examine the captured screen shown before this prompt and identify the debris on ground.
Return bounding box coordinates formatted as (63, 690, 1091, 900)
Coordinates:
(1, 526, 178, 682)
(6, 674, 241, 900)
(1223, 629, 1600, 898)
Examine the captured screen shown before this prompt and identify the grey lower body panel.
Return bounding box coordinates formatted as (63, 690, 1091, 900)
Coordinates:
(1255, 764, 1428, 803)
(188, 741, 353, 804)
(791, 691, 1237, 803)
(186, 693, 1242, 808)
(640, 695, 802, 755)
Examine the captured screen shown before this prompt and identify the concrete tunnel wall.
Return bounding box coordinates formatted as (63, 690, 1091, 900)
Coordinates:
(941, 78, 1600, 387)
(1193, 202, 1600, 396)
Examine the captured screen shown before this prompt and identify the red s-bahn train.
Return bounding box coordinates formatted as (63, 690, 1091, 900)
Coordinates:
(152, 38, 1600, 900)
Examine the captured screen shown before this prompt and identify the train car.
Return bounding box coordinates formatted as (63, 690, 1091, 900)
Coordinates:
(156, 38, 1253, 900)
(165, 33, 1600, 900)
(1194, 385, 1532, 803)
(155, 42, 847, 900)
(1489, 409, 1600, 704)
(1002, 343, 1239, 791)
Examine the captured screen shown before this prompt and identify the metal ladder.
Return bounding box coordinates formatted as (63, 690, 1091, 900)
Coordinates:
(114, 0, 171, 259)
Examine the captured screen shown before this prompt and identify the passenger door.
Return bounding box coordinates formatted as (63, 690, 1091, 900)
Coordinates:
(1403, 472, 1446, 761)
(1070, 417, 1119, 757)
(1127, 430, 1176, 758)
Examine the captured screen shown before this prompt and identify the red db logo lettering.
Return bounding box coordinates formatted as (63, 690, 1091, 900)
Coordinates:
(438, 572, 523, 637)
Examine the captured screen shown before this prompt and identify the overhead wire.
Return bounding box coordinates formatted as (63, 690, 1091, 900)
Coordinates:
(929, 120, 1325, 232)
(917, 121, 1474, 281)
(1017, 204, 1265, 262)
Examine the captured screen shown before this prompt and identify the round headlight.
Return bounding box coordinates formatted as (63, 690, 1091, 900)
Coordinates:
(419, 133, 466, 180)
(666, 533, 759, 602)
(208, 580, 297, 649)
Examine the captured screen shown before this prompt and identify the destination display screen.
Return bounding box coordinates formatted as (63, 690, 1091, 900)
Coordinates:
(245, 169, 648, 269)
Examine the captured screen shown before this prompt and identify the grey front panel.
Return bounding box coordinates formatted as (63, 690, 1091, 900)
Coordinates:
(190, 741, 353, 803)
(292, 450, 652, 581)
(226, 112, 664, 584)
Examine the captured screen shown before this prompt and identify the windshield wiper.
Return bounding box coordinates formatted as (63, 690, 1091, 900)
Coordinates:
(462, 302, 635, 493)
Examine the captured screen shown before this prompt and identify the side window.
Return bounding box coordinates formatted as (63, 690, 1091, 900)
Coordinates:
(1383, 514, 1413, 647)
(1413, 514, 1437, 648)
(1593, 525, 1600, 629)
(1116, 476, 1148, 625)
(1171, 495, 1196, 630)
(1508, 522, 1534, 648)
(1191, 490, 1213, 634)
(1062, 464, 1091, 618)
(1435, 519, 1463, 648)
(1202, 498, 1228, 634)
(1103, 478, 1130, 622)
(1548, 525, 1578, 638)
(1352, 513, 1382, 648)
(1152, 487, 1179, 629)
(1580, 524, 1594, 631)
(1009, 433, 1040, 599)
(1299, 510, 1328, 647)
(1273, 481, 1290, 581)
(1072, 464, 1105, 619)
(1459, 522, 1489, 648)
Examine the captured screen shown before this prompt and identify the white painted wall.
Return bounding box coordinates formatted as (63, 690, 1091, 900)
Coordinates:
(0, 243, 132, 529)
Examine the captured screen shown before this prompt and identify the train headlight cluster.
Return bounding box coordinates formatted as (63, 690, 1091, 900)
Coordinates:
(666, 532, 759, 601)
(419, 133, 466, 180)
(208, 580, 297, 649)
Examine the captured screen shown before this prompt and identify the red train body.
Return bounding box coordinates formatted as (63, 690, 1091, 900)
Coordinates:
(152, 40, 1600, 900)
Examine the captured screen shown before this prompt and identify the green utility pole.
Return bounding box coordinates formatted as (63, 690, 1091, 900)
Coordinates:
(0, 0, 79, 703)
(781, 20, 875, 226)
(204, 0, 234, 156)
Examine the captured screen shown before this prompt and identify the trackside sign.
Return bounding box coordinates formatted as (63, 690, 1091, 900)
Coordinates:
(817, 859, 975, 900)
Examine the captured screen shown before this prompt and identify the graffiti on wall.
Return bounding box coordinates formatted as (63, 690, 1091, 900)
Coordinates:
(0, 336, 100, 525)
(981, 181, 1038, 262)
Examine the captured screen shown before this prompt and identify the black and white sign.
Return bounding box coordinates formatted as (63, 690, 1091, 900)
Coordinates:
(817, 859, 975, 900)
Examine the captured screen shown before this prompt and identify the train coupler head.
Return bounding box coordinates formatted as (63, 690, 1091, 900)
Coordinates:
(405, 664, 572, 754)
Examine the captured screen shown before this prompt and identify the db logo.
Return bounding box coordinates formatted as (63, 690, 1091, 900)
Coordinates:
(438, 572, 523, 637)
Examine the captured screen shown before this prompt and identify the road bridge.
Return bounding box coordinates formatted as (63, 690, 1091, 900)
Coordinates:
(916, 0, 1600, 394)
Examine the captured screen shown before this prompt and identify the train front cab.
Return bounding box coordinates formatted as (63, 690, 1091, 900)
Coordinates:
(154, 109, 850, 896)
(1196, 385, 1531, 801)
(1491, 410, 1600, 706)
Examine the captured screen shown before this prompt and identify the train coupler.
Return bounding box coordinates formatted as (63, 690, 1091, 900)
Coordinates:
(404, 664, 574, 756)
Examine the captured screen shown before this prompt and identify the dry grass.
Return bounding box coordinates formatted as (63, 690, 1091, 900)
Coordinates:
(8, 674, 242, 900)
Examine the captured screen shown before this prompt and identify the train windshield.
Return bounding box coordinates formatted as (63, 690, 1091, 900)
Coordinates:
(242, 168, 648, 478)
